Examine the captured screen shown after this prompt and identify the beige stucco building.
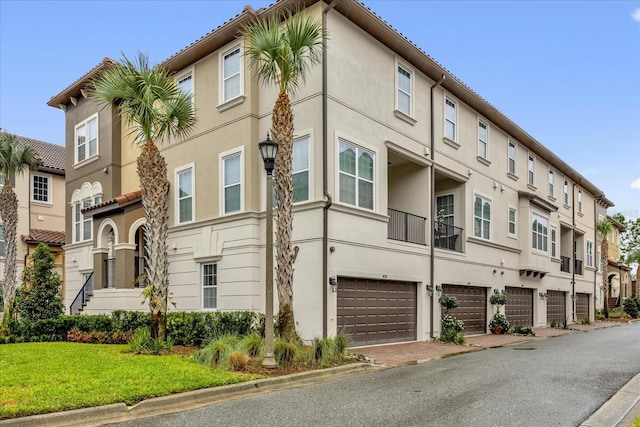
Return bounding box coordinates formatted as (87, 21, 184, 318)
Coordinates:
(48, 0, 612, 345)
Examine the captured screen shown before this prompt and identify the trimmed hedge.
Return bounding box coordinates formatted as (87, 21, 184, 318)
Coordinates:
(1, 310, 265, 346)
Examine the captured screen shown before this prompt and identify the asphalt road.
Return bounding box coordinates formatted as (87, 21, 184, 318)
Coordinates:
(109, 323, 640, 427)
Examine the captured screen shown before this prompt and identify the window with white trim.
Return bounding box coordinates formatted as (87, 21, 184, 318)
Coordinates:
(396, 64, 412, 117)
(548, 170, 554, 196)
(73, 198, 93, 243)
(202, 263, 217, 310)
(508, 141, 516, 175)
(176, 166, 194, 224)
(478, 121, 488, 159)
(75, 115, 98, 163)
(31, 174, 50, 203)
(528, 155, 535, 186)
(445, 98, 457, 141)
(0, 224, 4, 257)
(551, 225, 557, 258)
(473, 195, 491, 240)
(177, 71, 194, 105)
(292, 136, 309, 203)
(532, 214, 548, 252)
(508, 207, 517, 236)
(586, 240, 594, 267)
(339, 139, 374, 210)
(564, 180, 569, 205)
(436, 194, 455, 226)
(222, 46, 241, 102)
(223, 152, 242, 214)
(578, 190, 583, 213)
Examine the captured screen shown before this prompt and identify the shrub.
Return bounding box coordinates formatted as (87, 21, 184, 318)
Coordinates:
(127, 327, 171, 355)
(513, 325, 535, 336)
(489, 313, 510, 334)
(439, 329, 464, 344)
(581, 317, 591, 325)
(228, 351, 249, 371)
(274, 339, 297, 366)
(623, 297, 640, 319)
(439, 294, 458, 313)
(489, 292, 507, 312)
(441, 315, 464, 333)
(240, 332, 264, 358)
(194, 337, 234, 369)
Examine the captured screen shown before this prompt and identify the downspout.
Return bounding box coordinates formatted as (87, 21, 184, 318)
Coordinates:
(322, 0, 337, 338)
(429, 74, 445, 339)
(571, 180, 581, 323)
(593, 196, 599, 320)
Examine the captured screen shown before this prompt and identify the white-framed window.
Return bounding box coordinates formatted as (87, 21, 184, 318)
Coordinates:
(222, 151, 243, 214)
(445, 98, 457, 141)
(31, 173, 51, 203)
(202, 263, 217, 310)
(508, 207, 517, 237)
(532, 214, 548, 252)
(478, 121, 488, 159)
(508, 141, 516, 175)
(338, 138, 374, 210)
(176, 69, 194, 106)
(528, 154, 535, 186)
(548, 170, 554, 196)
(473, 195, 491, 240)
(551, 225, 557, 258)
(74, 114, 98, 164)
(396, 63, 412, 117)
(586, 240, 594, 267)
(0, 224, 4, 257)
(292, 136, 310, 203)
(564, 180, 570, 205)
(221, 45, 241, 103)
(578, 190, 583, 213)
(436, 194, 455, 226)
(71, 182, 103, 243)
(176, 165, 194, 224)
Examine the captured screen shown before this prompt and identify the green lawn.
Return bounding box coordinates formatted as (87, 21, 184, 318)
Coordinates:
(0, 342, 260, 420)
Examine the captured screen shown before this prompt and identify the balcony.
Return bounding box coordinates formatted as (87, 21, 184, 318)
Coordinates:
(560, 256, 571, 273)
(574, 259, 583, 276)
(434, 221, 463, 253)
(388, 209, 426, 245)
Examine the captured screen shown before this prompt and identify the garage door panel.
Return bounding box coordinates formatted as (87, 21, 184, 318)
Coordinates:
(442, 285, 487, 334)
(337, 278, 417, 346)
(576, 293, 590, 321)
(547, 290, 566, 324)
(505, 287, 534, 327)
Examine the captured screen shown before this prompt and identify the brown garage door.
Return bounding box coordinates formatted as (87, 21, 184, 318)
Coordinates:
(442, 285, 487, 334)
(337, 278, 417, 346)
(547, 290, 566, 325)
(505, 287, 534, 327)
(576, 293, 590, 321)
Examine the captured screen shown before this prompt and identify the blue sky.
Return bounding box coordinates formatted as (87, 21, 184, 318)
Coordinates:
(1, 0, 639, 218)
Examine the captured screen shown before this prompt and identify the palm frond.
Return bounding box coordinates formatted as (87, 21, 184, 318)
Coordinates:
(0, 132, 42, 182)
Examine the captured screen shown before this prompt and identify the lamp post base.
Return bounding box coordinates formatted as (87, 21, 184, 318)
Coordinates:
(262, 353, 278, 369)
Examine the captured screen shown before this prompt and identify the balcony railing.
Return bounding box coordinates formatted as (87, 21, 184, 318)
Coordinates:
(104, 258, 116, 289)
(560, 256, 571, 273)
(69, 272, 94, 315)
(574, 259, 583, 276)
(434, 221, 463, 253)
(388, 209, 426, 245)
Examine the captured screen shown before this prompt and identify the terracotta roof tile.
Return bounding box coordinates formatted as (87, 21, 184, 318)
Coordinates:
(22, 229, 65, 245)
(1, 132, 65, 172)
(82, 189, 142, 213)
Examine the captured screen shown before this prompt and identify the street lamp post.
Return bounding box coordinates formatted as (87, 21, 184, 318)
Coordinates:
(259, 133, 278, 369)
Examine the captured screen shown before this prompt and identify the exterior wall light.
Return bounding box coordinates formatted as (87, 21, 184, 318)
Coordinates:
(329, 276, 338, 293)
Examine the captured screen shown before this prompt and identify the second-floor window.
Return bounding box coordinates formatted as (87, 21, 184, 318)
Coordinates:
(586, 240, 594, 267)
(527, 155, 535, 186)
(74, 198, 92, 242)
(532, 214, 548, 252)
(75, 115, 98, 164)
(578, 190, 583, 213)
(508, 141, 516, 175)
(508, 208, 517, 236)
(478, 121, 488, 159)
(31, 174, 50, 203)
(548, 170, 554, 196)
(397, 65, 412, 117)
(222, 46, 241, 103)
(292, 136, 310, 203)
(473, 195, 491, 240)
(445, 98, 457, 141)
(564, 180, 569, 205)
(223, 152, 242, 214)
(550, 225, 557, 258)
(339, 139, 374, 210)
(177, 71, 194, 106)
(176, 166, 194, 224)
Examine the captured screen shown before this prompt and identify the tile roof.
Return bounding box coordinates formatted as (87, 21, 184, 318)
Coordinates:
(22, 229, 66, 246)
(0, 132, 65, 173)
(82, 189, 143, 213)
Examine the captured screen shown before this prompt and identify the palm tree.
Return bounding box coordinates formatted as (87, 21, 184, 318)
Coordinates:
(242, 10, 323, 340)
(0, 132, 40, 336)
(89, 53, 195, 341)
(596, 219, 613, 318)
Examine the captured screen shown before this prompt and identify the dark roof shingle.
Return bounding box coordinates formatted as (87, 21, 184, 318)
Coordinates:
(22, 229, 66, 246)
(1, 132, 65, 173)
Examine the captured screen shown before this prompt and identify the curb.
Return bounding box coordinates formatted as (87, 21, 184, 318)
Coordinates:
(0, 363, 378, 427)
(579, 372, 640, 427)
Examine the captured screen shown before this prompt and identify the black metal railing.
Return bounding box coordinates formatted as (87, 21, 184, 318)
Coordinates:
(388, 209, 426, 245)
(574, 259, 583, 275)
(104, 258, 116, 289)
(69, 272, 94, 315)
(134, 256, 147, 288)
(560, 256, 571, 273)
(434, 221, 463, 252)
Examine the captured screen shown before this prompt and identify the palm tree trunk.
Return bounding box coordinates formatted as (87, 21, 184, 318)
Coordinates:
(601, 239, 609, 318)
(0, 185, 18, 336)
(272, 91, 296, 340)
(137, 141, 170, 340)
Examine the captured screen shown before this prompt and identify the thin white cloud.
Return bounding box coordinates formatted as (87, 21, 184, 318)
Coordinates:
(631, 177, 640, 189)
(633, 8, 640, 22)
